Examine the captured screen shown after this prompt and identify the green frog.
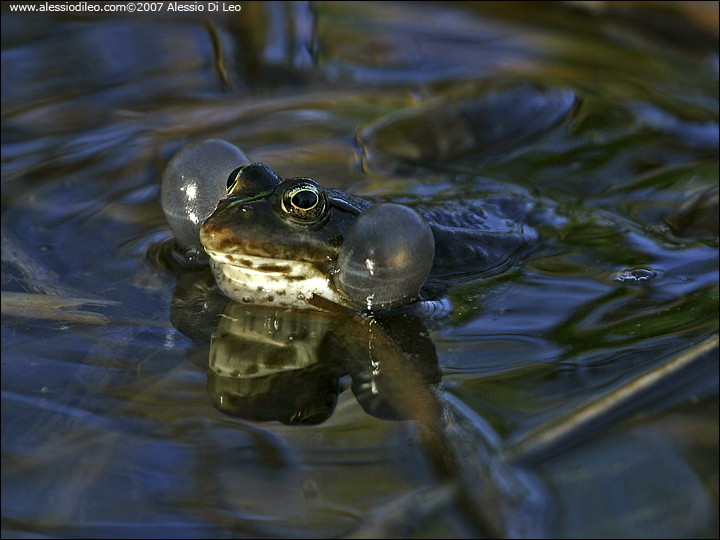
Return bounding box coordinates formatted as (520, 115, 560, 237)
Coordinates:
(161, 139, 536, 311)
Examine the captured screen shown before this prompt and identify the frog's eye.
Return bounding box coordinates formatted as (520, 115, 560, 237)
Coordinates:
(227, 163, 282, 196)
(226, 166, 244, 192)
(280, 179, 328, 223)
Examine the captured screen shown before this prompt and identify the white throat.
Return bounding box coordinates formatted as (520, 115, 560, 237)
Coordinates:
(205, 249, 348, 310)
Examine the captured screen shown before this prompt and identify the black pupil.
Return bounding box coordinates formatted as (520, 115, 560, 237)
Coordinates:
(292, 189, 317, 209)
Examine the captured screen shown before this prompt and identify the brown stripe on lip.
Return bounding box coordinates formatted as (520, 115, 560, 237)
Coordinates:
(257, 263, 292, 273)
(219, 255, 254, 266)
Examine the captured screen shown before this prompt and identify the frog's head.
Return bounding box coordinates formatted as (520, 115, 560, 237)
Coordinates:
(199, 164, 365, 308)
(201, 164, 356, 266)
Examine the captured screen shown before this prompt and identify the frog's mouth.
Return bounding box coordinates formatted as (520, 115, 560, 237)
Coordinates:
(204, 248, 347, 309)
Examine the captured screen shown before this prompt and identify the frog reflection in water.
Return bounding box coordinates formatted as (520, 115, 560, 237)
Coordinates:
(162, 139, 537, 312)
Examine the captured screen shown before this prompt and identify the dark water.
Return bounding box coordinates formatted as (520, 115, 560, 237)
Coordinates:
(2, 2, 718, 538)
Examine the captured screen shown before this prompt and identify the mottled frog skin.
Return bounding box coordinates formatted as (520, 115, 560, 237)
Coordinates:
(162, 140, 537, 311)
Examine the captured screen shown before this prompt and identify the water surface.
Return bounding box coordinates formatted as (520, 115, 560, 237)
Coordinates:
(2, 2, 718, 537)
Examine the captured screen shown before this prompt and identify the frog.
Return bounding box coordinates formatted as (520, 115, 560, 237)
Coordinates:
(161, 139, 537, 312)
